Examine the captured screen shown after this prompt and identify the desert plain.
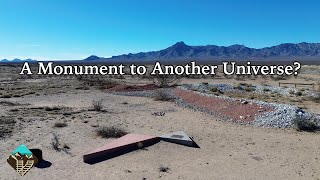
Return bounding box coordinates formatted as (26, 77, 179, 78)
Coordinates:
(0, 64, 320, 180)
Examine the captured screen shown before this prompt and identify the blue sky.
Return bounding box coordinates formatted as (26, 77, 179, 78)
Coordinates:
(0, 0, 319, 60)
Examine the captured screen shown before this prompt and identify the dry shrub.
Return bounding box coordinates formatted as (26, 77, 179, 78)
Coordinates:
(0, 101, 20, 106)
(92, 100, 103, 111)
(51, 133, 60, 151)
(96, 126, 128, 138)
(77, 76, 118, 89)
(0, 117, 16, 138)
(154, 89, 173, 101)
(0, 94, 12, 98)
(44, 106, 63, 111)
(152, 74, 179, 88)
(210, 87, 218, 92)
(51, 133, 71, 154)
(54, 122, 67, 128)
(289, 90, 295, 95)
(296, 91, 303, 96)
(309, 93, 320, 103)
(294, 115, 320, 132)
(271, 75, 288, 81)
(159, 165, 170, 173)
(97, 78, 118, 89)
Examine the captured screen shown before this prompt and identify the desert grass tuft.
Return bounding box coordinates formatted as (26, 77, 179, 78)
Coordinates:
(154, 89, 173, 101)
(159, 165, 170, 173)
(53, 122, 67, 128)
(92, 100, 103, 111)
(294, 115, 320, 132)
(96, 126, 128, 138)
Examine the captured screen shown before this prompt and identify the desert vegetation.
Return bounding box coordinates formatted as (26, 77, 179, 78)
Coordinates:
(154, 89, 173, 101)
(294, 115, 320, 132)
(159, 165, 170, 173)
(92, 100, 103, 111)
(152, 74, 179, 88)
(53, 122, 68, 128)
(0, 116, 15, 138)
(96, 126, 128, 138)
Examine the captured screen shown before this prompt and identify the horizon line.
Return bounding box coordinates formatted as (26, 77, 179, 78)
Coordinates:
(1, 41, 319, 61)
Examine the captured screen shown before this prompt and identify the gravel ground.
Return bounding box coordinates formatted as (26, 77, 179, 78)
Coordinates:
(109, 89, 158, 98)
(178, 84, 306, 128)
(108, 83, 318, 129)
(173, 88, 274, 122)
(183, 83, 319, 97)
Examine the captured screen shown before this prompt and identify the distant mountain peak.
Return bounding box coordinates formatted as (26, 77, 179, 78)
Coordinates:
(169, 41, 190, 50)
(172, 41, 188, 47)
(167, 41, 192, 52)
(84, 55, 101, 61)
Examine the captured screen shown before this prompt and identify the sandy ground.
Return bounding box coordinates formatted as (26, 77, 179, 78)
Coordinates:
(0, 90, 319, 180)
(0, 65, 320, 180)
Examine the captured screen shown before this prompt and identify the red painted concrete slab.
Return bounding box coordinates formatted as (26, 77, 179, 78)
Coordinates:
(84, 134, 160, 164)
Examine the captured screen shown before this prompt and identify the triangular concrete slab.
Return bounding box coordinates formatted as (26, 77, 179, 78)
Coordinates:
(84, 134, 160, 164)
(159, 131, 199, 148)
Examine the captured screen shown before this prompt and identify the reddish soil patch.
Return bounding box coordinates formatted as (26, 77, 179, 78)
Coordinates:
(174, 88, 274, 122)
(107, 84, 159, 92)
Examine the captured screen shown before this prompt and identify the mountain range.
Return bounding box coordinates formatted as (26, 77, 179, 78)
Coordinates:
(0, 58, 37, 63)
(85, 42, 320, 61)
(2, 42, 320, 63)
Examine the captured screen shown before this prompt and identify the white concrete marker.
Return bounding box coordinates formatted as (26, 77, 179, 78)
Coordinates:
(159, 131, 199, 148)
